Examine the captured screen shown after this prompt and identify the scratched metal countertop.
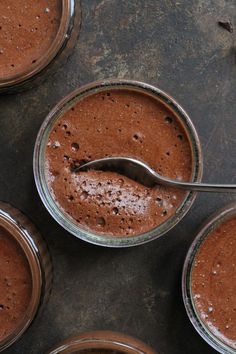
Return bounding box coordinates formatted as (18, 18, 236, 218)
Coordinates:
(1, 1, 236, 353)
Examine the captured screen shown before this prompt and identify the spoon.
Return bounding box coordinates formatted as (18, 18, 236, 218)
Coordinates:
(76, 156, 236, 192)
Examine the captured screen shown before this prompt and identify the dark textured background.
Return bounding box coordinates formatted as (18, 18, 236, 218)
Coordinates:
(1, 1, 236, 353)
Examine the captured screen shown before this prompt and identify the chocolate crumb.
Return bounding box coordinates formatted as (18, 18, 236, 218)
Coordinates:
(218, 21, 233, 33)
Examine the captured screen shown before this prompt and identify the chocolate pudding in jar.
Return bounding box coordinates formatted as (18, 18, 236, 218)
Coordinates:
(46, 89, 192, 236)
(0, 227, 32, 342)
(0, 1, 81, 92)
(0, 0, 61, 78)
(34, 80, 202, 246)
(191, 215, 236, 350)
(183, 203, 236, 353)
(0, 202, 52, 351)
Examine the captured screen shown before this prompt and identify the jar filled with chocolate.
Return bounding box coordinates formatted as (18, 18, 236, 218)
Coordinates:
(182, 202, 236, 354)
(0, 202, 52, 352)
(0, 0, 81, 93)
(34, 79, 203, 247)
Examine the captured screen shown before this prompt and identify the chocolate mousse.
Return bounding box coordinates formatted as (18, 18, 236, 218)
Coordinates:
(45, 89, 192, 236)
(0, 226, 32, 341)
(191, 216, 236, 349)
(0, 0, 61, 78)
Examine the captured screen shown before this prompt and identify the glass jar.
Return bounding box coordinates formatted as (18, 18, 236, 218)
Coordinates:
(0, 202, 52, 352)
(33, 79, 203, 247)
(46, 330, 157, 354)
(0, 0, 81, 94)
(182, 202, 236, 354)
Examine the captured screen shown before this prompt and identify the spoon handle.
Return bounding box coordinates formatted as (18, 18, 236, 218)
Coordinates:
(160, 178, 236, 193)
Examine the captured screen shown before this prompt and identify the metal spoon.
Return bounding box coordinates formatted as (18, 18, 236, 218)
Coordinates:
(76, 156, 236, 192)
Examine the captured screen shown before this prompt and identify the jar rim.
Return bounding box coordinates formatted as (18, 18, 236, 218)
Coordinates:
(0, 0, 72, 89)
(0, 203, 42, 351)
(46, 330, 157, 354)
(182, 202, 236, 354)
(33, 79, 203, 247)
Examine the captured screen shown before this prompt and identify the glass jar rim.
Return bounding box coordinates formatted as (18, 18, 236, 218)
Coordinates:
(33, 79, 203, 247)
(0, 203, 42, 351)
(46, 330, 157, 354)
(0, 0, 72, 89)
(182, 202, 236, 354)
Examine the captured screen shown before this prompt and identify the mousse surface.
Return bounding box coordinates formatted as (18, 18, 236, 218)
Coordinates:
(191, 216, 236, 349)
(0, 0, 61, 78)
(45, 89, 192, 236)
(0, 226, 32, 341)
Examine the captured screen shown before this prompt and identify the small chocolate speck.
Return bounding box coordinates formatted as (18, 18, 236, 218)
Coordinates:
(156, 197, 163, 207)
(165, 117, 173, 124)
(218, 21, 233, 33)
(177, 134, 183, 140)
(71, 142, 79, 151)
(97, 217, 105, 226)
(112, 207, 119, 215)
